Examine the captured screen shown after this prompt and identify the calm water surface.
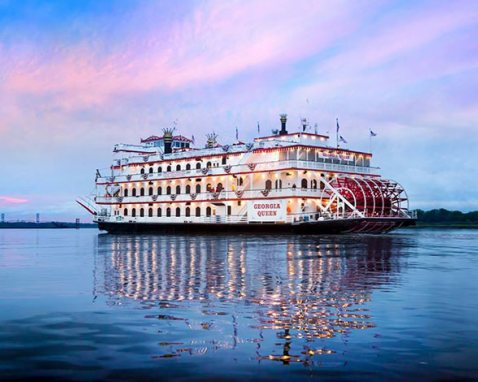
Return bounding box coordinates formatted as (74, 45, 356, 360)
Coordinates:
(0, 229, 477, 381)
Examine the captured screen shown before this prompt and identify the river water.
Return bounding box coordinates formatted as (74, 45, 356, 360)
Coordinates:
(0, 228, 477, 381)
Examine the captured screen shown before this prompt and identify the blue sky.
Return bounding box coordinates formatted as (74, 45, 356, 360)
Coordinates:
(0, 0, 477, 221)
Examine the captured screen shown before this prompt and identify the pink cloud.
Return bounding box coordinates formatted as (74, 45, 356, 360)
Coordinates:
(0, 196, 29, 205)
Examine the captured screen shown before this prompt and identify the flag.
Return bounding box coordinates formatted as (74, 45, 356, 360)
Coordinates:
(370, 129, 377, 137)
(339, 135, 347, 144)
(257, 122, 260, 134)
(191, 135, 195, 144)
(235, 127, 239, 140)
(336, 118, 340, 133)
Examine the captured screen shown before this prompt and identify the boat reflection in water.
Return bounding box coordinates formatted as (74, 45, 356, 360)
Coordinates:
(95, 234, 408, 365)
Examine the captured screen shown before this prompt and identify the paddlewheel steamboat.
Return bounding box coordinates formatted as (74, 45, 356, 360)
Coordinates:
(77, 115, 415, 233)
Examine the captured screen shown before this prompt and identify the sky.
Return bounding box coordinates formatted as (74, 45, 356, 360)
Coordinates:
(0, 0, 477, 222)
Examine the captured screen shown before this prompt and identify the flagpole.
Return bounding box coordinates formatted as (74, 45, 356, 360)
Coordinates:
(336, 118, 339, 148)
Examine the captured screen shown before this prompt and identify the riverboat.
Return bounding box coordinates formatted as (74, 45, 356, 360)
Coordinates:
(77, 115, 416, 233)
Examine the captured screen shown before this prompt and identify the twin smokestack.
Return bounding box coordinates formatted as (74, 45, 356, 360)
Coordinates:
(162, 114, 287, 155)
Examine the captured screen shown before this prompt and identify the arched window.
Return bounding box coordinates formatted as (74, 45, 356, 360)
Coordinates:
(140, 208, 144, 217)
(167, 165, 171, 172)
(206, 161, 212, 168)
(149, 167, 153, 174)
(132, 208, 136, 217)
(124, 208, 128, 216)
(217, 183, 223, 192)
(175, 185, 181, 194)
(186, 163, 191, 170)
(195, 207, 201, 217)
(132, 188, 137, 197)
(185, 207, 191, 217)
(166, 186, 171, 195)
(176, 164, 181, 171)
(275, 179, 282, 189)
(175, 207, 181, 217)
(301, 178, 308, 189)
(222, 157, 227, 165)
(140, 188, 145, 196)
(148, 208, 153, 217)
(186, 185, 191, 194)
(196, 184, 201, 193)
(166, 207, 171, 217)
(196, 162, 201, 170)
(206, 206, 212, 217)
(158, 166, 162, 173)
(311, 179, 318, 189)
(157, 207, 162, 217)
(206, 183, 212, 192)
(140, 168, 145, 174)
(157, 186, 162, 195)
(227, 205, 232, 215)
(265, 179, 272, 190)
(148, 187, 153, 196)
(124, 188, 128, 197)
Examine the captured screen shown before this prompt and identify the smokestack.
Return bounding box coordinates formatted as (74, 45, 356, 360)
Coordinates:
(206, 132, 218, 149)
(163, 128, 174, 154)
(279, 114, 288, 135)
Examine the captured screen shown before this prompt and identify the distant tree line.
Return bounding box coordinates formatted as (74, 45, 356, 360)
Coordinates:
(416, 209, 478, 225)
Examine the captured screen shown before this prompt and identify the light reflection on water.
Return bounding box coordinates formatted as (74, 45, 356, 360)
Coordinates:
(95, 234, 408, 364)
(1, 229, 478, 381)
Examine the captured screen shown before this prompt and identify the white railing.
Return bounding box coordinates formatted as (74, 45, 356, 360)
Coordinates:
(97, 160, 378, 184)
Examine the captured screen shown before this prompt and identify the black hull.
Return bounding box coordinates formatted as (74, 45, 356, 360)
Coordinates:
(98, 218, 416, 235)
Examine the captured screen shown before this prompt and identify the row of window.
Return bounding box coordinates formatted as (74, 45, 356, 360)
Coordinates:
(139, 158, 227, 175)
(124, 183, 224, 197)
(123, 178, 323, 197)
(124, 205, 232, 218)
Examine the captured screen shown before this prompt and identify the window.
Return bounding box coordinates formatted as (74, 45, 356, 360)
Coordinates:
(140, 168, 145, 174)
(175, 207, 181, 217)
(275, 179, 282, 189)
(238, 177, 244, 186)
(149, 187, 153, 196)
(140, 208, 144, 217)
(195, 207, 201, 217)
(186, 185, 191, 194)
(196, 184, 201, 193)
(265, 179, 272, 190)
(149, 167, 153, 174)
(196, 162, 201, 170)
(124, 208, 128, 216)
(167, 165, 171, 172)
(217, 183, 223, 192)
(157, 186, 162, 195)
(132, 208, 136, 217)
(166, 186, 171, 195)
(311, 179, 318, 189)
(175, 185, 181, 194)
(132, 188, 137, 197)
(148, 208, 153, 217)
(157, 207, 162, 217)
(238, 201, 242, 206)
(206, 161, 212, 168)
(176, 164, 181, 171)
(227, 205, 232, 215)
(124, 189, 129, 197)
(222, 157, 227, 165)
(185, 207, 191, 217)
(158, 166, 162, 173)
(166, 207, 171, 217)
(206, 183, 212, 192)
(301, 179, 308, 189)
(140, 188, 145, 196)
(206, 206, 212, 217)
(186, 163, 191, 170)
